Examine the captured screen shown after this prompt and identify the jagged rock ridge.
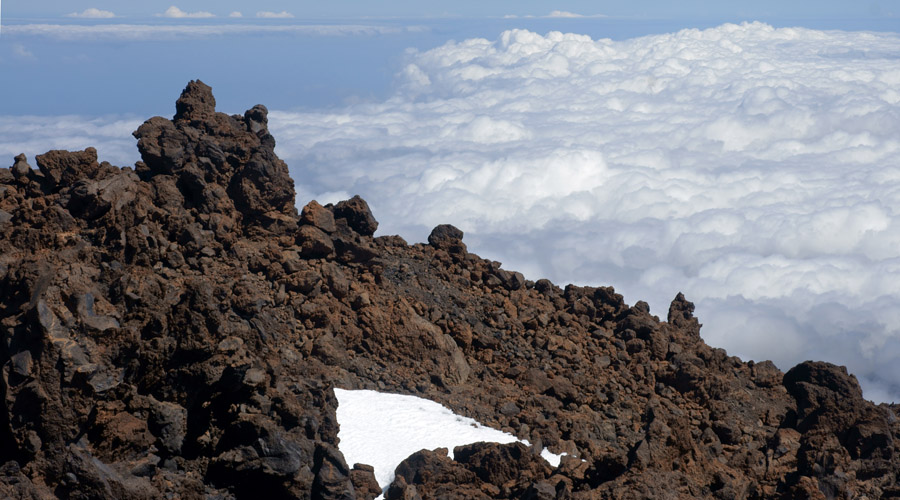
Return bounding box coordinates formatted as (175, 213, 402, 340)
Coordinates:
(1, 81, 898, 499)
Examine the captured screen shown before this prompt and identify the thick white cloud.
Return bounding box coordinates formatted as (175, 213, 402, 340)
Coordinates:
(160, 6, 215, 19)
(65, 8, 115, 19)
(3, 23, 413, 41)
(228, 11, 243, 18)
(256, 11, 294, 19)
(266, 23, 900, 402)
(5, 22, 900, 403)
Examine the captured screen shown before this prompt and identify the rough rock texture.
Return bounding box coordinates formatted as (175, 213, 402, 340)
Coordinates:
(2, 81, 899, 499)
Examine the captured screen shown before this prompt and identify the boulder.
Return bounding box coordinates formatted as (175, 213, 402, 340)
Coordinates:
(35, 148, 100, 188)
(333, 195, 378, 236)
(133, 79, 296, 224)
(301, 200, 337, 233)
(427, 224, 466, 254)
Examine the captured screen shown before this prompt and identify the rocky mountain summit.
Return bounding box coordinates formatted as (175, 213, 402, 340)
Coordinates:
(1, 81, 899, 499)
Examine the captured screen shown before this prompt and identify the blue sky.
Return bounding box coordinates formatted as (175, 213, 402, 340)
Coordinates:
(2, 2, 899, 116)
(3, 1, 899, 20)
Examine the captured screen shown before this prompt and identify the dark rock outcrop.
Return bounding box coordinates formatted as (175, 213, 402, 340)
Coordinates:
(1, 81, 898, 499)
(133, 79, 296, 230)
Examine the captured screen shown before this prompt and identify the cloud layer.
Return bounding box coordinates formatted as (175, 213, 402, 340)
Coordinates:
(160, 6, 215, 19)
(65, 8, 115, 19)
(546, 10, 583, 18)
(505, 11, 605, 19)
(0, 115, 142, 167)
(3, 23, 416, 41)
(256, 11, 294, 19)
(4, 22, 900, 403)
(266, 23, 900, 402)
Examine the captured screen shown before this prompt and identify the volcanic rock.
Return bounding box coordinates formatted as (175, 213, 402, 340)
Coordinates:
(1, 81, 899, 499)
(349, 463, 381, 500)
(333, 195, 378, 237)
(12, 153, 31, 177)
(133, 79, 296, 229)
(427, 224, 466, 254)
(301, 200, 337, 234)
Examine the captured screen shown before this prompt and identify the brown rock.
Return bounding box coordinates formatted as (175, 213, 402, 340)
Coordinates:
(35, 148, 100, 188)
(389, 448, 487, 500)
(428, 224, 466, 253)
(385, 475, 423, 500)
(334, 195, 378, 236)
(298, 225, 336, 259)
(302, 200, 337, 233)
(783, 361, 863, 430)
(134, 79, 296, 225)
(453, 442, 552, 486)
(174, 79, 216, 124)
(350, 463, 382, 500)
(668, 292, 701, 335)
(11, 153, 32, 180)
(312, 443, 355, 500)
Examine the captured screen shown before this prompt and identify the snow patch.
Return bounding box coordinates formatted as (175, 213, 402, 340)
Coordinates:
(333, 388, 566, 493)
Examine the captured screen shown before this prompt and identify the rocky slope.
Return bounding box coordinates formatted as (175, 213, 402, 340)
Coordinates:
(1, 81, 898, 499)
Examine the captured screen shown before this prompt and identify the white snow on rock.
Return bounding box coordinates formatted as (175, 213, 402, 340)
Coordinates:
(333, 388, 565, 492)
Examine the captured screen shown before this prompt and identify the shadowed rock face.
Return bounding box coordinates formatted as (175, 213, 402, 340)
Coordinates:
(1, 82, 899, 499)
